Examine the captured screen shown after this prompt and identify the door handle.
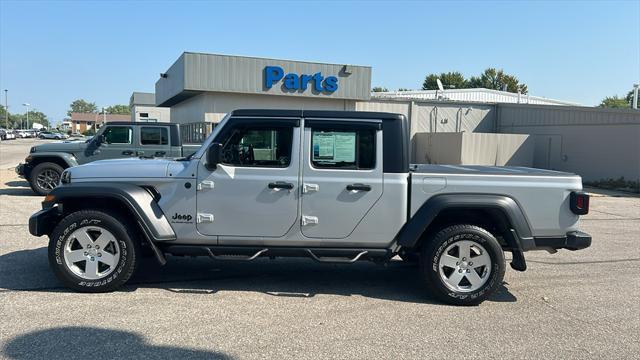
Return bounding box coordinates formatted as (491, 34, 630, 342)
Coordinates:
(155, 151, 166, 157)
(268, 181, 294, 190)
(346, 183, 371, 192)
(122, 150, 134, 155)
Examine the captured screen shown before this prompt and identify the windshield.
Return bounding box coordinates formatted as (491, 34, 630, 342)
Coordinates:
(191, 113, 230, 159)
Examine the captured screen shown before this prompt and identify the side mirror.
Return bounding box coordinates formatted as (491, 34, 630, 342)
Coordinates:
(206, 142, 223, 170)
(95, 135, 105, 145)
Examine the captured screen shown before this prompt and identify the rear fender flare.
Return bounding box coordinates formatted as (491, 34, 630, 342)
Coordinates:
(396, 194, 534, 250)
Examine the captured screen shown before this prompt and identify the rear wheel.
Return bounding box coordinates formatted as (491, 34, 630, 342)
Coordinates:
(48, 210, 140, 292)
(29, 162, 64, 195)
(419, 224, 505, 306)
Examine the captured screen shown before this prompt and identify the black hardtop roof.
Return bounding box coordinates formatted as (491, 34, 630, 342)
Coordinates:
(230, 109, 405, 121)
(104, 122, 178, 127)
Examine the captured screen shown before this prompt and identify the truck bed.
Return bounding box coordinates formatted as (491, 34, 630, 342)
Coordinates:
(409, 164, 583, 238)
(411, 164, 576, 177)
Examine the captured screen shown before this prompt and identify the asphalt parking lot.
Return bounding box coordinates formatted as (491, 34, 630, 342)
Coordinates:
(0, 138, 639, 359)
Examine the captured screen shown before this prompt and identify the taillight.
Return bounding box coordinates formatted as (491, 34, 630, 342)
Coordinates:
(570, 191, 589, 215)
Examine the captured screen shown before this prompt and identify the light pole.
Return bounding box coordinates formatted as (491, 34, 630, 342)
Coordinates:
(22, 103, 30, 130)
(3, 90, 7, 129)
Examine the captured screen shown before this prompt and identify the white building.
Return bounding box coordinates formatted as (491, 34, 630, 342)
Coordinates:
(129, 92, 171, 123)
(371, 88, 580, 106)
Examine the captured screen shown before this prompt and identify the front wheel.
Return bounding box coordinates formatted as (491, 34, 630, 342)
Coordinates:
(48, 210, 140, 292)
(420, 224, 505, 306)
(29, 162, 64, 195)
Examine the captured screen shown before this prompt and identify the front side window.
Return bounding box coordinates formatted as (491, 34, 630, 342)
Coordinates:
(103, 126, 132, 144)
(311, 128, 376, 170)
(220, 126, 293, 167)
(140, 127, 168, 145)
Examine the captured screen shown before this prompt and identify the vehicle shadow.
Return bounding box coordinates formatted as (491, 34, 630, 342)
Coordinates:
(0, 247, 517, 304)
(2, 326, 233, 359)
(0, 180, 37, 196)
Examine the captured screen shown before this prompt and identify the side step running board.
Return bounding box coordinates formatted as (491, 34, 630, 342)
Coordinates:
(305, 249, 368, 263)
(161, 245, 391, 263)
(205, 248, 268, 261)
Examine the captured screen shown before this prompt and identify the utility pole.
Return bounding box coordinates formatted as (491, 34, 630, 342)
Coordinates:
(22, 103, 30, 130)
(3, 90, 7, 129)
(633, 84, 639, 110)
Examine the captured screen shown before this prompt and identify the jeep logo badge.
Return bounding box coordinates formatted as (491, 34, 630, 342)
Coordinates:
(171, 213, 193, 223)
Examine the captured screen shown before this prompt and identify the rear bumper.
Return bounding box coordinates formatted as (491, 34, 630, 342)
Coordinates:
(533, 231, 592, 251)
(29, 207, 60, 237)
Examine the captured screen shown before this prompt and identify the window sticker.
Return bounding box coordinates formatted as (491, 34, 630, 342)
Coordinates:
(312, 131, 356, 162)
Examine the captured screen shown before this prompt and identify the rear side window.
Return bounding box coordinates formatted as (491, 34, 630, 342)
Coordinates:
(140, 127, 168, 145)
(103, 126, 132, 144)
(311, 128, 376, 170)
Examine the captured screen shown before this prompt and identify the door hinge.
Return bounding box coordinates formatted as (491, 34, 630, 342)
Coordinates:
(197, 213, 214, 223)
(301, 215, 319, 226)
(302, 183, 319, 193)
(197, 180, 215, 191)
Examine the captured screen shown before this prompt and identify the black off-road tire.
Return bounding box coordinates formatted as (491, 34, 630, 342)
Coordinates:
(29, 162, 64, 195)
(419, 224, 505, 306)
(48, 210, 141, 292)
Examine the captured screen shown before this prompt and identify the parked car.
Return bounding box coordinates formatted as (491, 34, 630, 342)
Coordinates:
(38, 131, 67, 140)
(14, 130, 30, 138)
(25, 130, 38, 138)
(0, 128, 6, 140)
(4, 130, 16, 140)
(29, 110, 592, 305)
(17, 122, 200, 195)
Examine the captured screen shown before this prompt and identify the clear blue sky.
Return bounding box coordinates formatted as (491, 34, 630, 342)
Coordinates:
(1, 0, 638, 123)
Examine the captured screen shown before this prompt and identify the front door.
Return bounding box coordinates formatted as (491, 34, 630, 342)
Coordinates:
(196, 118, 300, 237)
(84, 125, 136, 163)
(300, 119, 383, 239)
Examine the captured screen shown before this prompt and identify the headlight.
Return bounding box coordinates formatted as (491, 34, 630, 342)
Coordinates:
(30, 147, 36, 153)
(60, 170, 72, 184)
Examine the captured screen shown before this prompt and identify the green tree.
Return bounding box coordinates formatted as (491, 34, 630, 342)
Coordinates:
(626, 90, 635, 104)
(372, 86, 389, 92)
(9, 110, 50, 128)
(422, 72, 467, 90)
(599, 95, 630, 108)
(104, 104, 131, 115)
(468, 68, 528, 94)
(67, 99, 97, 116)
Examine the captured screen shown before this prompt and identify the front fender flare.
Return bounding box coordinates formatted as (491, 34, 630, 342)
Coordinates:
(45, 182, 176, 242)
(30, 152, 79, 168)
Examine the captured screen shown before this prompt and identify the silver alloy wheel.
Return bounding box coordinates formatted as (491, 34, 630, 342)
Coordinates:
(63, 226, 121, 280)
(438, 240, 492, 293)
(36, 169, 60, 191)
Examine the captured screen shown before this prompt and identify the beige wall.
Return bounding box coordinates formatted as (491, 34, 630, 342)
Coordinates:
(414, 132, 533, 166)
(169, 92, 357, 125)
(498, 104, 640, 182)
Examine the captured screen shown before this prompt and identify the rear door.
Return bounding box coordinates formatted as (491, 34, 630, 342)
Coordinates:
(137, 125, 170, 158)
(300, 119, 383, 239)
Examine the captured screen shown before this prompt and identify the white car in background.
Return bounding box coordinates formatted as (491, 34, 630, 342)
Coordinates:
(38, 131, 68, 140)
(14, 130, 30, 138)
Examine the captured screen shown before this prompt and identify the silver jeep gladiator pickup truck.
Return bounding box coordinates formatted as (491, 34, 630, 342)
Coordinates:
(29, 109, 591, 305)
